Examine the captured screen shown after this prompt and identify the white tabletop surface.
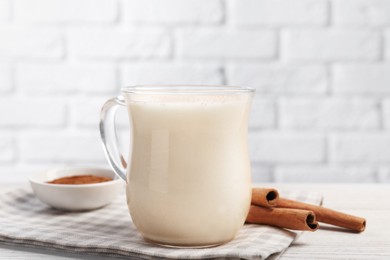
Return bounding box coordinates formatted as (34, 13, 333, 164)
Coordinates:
(1, 182, 389, 259)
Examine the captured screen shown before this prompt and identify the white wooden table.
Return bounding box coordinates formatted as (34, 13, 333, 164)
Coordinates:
(1, 183, 389, 259)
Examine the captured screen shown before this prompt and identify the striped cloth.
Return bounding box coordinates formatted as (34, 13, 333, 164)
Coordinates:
(0, 188, 322, 259)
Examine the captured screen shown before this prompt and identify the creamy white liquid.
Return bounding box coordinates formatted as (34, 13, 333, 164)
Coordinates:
(125, 95, 252, 247)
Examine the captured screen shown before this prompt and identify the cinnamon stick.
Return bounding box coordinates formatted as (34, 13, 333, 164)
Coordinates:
(246, 205, 319, 231)
(276, 198, 366, 232)
(251, 188, 279, 207)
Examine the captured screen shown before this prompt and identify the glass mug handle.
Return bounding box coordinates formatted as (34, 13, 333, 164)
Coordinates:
(99, 96, 127, 181)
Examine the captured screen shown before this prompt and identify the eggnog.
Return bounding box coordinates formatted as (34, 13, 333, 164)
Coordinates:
(124, 93, 253, 247)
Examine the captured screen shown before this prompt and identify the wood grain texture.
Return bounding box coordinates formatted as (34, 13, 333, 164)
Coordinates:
(1, 182, 389, 259)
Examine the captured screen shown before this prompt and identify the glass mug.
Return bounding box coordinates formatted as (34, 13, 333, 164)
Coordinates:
(100, 85, 255, 248)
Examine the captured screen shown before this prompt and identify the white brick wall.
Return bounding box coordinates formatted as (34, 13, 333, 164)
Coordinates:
(226, 63, 327, 94)
(68, 27, 171, 59)
(383, 99, 390, 129)
(0, 26, 64, 59)
(249, 132, 325, 163)
(330, 134, 390, 163)
(385, 31, 390, 59)
(279, 97, 380, 129)
(20, 132, 106, 163)
(0, 64, 12, 93)
(176, 29, 276, 59)
(333, 64, 390, 95)
(378, 168, 390, 182)
(0, 0, 10, 21)
(0, 135, 15, 162)
(14, 0, 117, 23)
(274, 166, 376, 183)
(1, 0, 389, 183)
(0, 98, 66, 127)
(282, 29, 380, 61)
(123, 0, 223, 24)
(16, 63, 117, 94)
(121, 62, 223, 85)
(333, 0, 390, 27)
(230, 0, 328, 26)
(249, 98, 275, 129)
(69, 97, 108, 128)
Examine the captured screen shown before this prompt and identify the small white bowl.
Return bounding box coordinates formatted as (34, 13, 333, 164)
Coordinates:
(29, 167, 124, 211)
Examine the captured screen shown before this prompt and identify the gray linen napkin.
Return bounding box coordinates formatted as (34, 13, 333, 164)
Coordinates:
(0, 188, 322, 259)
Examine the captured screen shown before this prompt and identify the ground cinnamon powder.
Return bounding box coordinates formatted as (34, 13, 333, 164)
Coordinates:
(47, 175, 112, 185)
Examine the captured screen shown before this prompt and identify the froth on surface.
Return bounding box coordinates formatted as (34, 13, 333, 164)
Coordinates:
(124, 93, 252, 104)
